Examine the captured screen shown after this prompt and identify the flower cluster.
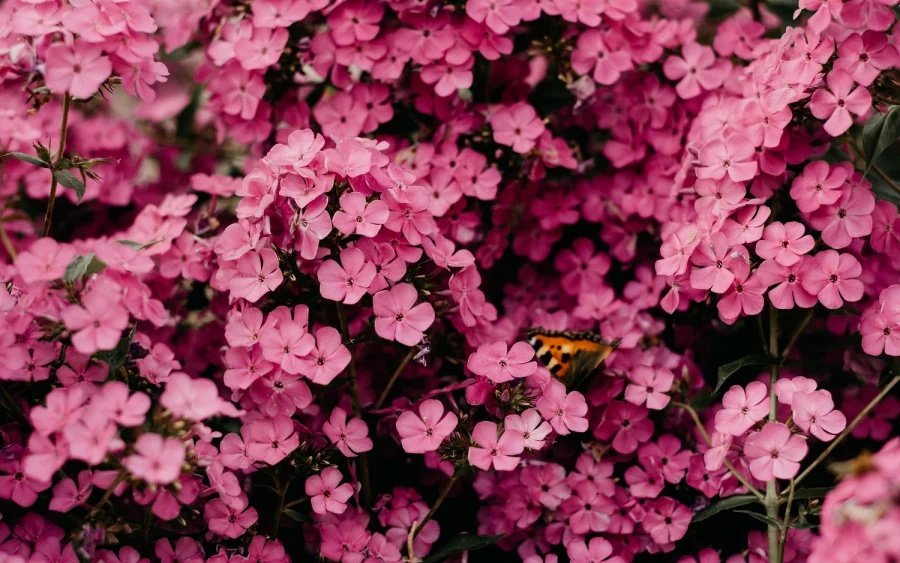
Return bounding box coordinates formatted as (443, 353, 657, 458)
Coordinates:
(0, 0, 898, 561)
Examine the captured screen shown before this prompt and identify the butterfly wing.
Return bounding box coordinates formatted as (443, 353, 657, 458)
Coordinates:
(527, 329, 619, 389)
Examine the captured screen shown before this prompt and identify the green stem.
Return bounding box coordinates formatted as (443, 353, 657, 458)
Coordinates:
(779, 479, 796, 557)
(82, 469, 126, 524)
(41, 94, 72, 238)
(336, 302, 372, 506)
(765, 305, 781, 563)
(674, 401, 765, 501)
(374, 348, 415, 410)
(412, 472, 459, 540)
(791, 374, 900, 489)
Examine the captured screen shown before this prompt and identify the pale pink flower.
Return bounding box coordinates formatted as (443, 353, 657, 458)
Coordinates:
(714, 381, 770, 436)
(323, 407, 372, 457)
(229, 248, 284, 303)
(536, 380, 589, 435)
(800, 250, 864, 309)
(317, 247, 376, 305)
(124, 434, 186, 485)
(809, 70, 872, 137)
(466, 340, 537, 383)
(467, 421, 525, 471)
(624, 366, 674, 410)
(743, 422, 808, 480)
(305, 467, 354, 515)
(15, 238, 76, 284)
(792, 390, 847, 441)
(44, 41, 112, 99)
(373, 283, 435, 346)
(395, 399, 458, 454)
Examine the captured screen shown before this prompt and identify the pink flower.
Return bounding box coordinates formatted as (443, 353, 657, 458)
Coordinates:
(789, 161, 848, 213)
(15, 238, 76, 284)
(809, 70, 872, 136)
(571, 29, 633, 86)
(717, 262, 766, 324)
(792, 390, 847, 441)
(743, 422, 808, 480)
(124, 434, 186, 485)
(809, 187, 875, 249)
(800, 250, 864, 309)
(715, 381, 770, 436)
(689, 233, 740, 294)
(44, 40, 112, 99)
(537, 380, 589, 435)
(160, 372, 230, 421)
(695, 135, 758, 182)
(244, 415, 299, 465)
(466, 340, 537, 383)
(61, 286, 129, 354)
(466, 0, 522, 34)
(205, 497, 258, 538)
(504, 409, 552, 450)
(373, 283, 435, 346)
(317, 247, 376, 305)
(624, 366, 674, 410)
(258, 318, 315, 375)
(755, 222, 815, 266)
(396, 399, 458, 454)
(94, 382, 151, 427)
(332, 192, 389, 237)
(49, 470, 92, 512)
(562, 481, 615, 534)
(229, 248, 284, 303)
(860, 302, 900, 356)
(490, 103, 545, 154)
(663, 43, 729, 99)
(305, 467, 354, 515)
(566, 537, 625, 563)
(467, 421, 525, 471)
(834, 31, 899, 87)
(643, 498, 692, 544)
(294, 327, 351, 385)
(595, 401, 654, 454)
(235, 27, 288, 70)
(323, 407, 373, 457)
(757, 258, 818, 310)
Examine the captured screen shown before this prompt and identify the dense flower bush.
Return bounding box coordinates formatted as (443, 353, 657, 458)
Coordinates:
(0, 0, 898, 562)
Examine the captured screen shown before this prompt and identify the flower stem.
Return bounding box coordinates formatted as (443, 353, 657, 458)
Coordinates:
(336, 302, 372, 507)
(791, 374, 900, 489)
(412, 472, 459, 540)
(41, 93, 72, 238)
(766, 305, 781, 563)
(374, 348, 415, 410)
(673, 401, 765, 501)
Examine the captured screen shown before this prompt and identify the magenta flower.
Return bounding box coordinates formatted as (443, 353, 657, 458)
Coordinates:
(714, 381, 770, 436)
(835, 31, 899, 86)
(395, 399, 458, 454)
(61, 285, 130, 355)
(258, 318, 315, 375)
(810, 69, 873, 137)
(689, 233, 740, 294)
(204, 497, 258, 538)
(789, 161, 848, 213)
(757, 258, 818, 310)
(465, 0, 522, 34)
(467, 421, 525, 471)
(624, 366, 674, 410)
(490, 102, 545, 154)
(466, 340, 537, 383)
(244, 415, 299, 465)
(124, 434, 186, 485)
(561, 482, 614, 534)
(294, 327, 351, 385)
(14, 238, 76, 284)
(305, 467, 353, 515)
(537, 380, 589, 435)
(695, 135, 758, 183)
(809, 187, 875, 249)
(743, 422, 809, 480)
(323, 407, 372, 458)
(332, 192, 390, 237)
(566, 537, 625, 563)
(504, 408, 551, 450)
(860, 305, 900, 357)
(643, 497, 692, 544)
(755, 222, 815, 267)
(792, 390, 847, 441)
(373, 283, 435, 346)
(595, 401, 654, 454)
(43, 40, 112, 99)
(317, 247, 376, 305)
(571, 29, 633, 86)
(235, 27, 288, 71)
(663, 42, 728, 99)
(229, 248, 284, 303)
(800, 250, 864, 309)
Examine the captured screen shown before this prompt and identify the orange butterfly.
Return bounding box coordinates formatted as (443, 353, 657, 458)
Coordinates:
(526, 328, 620, 389)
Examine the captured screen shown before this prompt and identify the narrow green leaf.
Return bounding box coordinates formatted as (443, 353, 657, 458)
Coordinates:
(422, 534, 503, 563)
(861, 106, 900, 175)
(4, 152, 49, 168)
(94, 325, 136, 371)
(53, 169, 86, 202)
(692, 494, 759, 523)
(282, 509, 310, 523)
(62, 254, 106, 284)
(734, 509, 783, 528)
(715, 353, 774, 393)
(790, 487, 833, 500)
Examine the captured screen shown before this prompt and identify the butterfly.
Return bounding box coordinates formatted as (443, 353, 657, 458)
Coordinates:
(526, 328, 620, 389)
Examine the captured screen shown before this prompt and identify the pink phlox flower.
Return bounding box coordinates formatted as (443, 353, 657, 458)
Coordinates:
(792, 390, 847, 441)
(467, 420, 525, 471)
(536, 380, 589, 435)
(714, 381, 770, 436)
(466, 340, 537, 383)
(305, 467, 354, 515)
(323, 407, 373, 457)
(743, 422, 808, 480)
(395, 399, 458, 454)
(124, 434, 186, 485)
(373, 283, 435, 346)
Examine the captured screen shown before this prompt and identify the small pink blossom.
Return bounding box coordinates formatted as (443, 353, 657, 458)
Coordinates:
(124, 434, 186, 485)
(305, 467, 354, 515)
(467, 421, 525, 471)
(466, 340, 537, 383)
(714, 381, 770, 436)
(743, 422, 808, 481)
(323, 407, 373, 457)
(396, 399, 458, 454)
(373, 283, 435, 346)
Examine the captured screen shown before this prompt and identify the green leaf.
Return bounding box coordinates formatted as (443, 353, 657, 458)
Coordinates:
(715, 353, 774, 393)
(693, 494, 759, 523)
(734, 509, 783, 528)
(282, 509, 310, 523)
(62, 254, 106, 284)
(4, 152, 49, 168)
(53, 169, 86, 202)
(94, 325, 135, 371)
(790, 487, 833, 500)
(861, 106, 900, 175)
(422, 534, 502, 563)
